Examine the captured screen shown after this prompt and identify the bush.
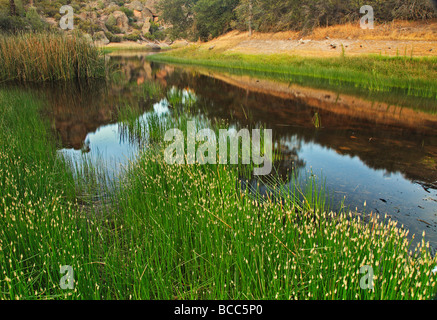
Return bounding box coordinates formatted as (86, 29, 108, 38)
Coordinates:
(119, 6, 134, 18)
(131, 22, 142, 30)
(25, 7, 48, 31)
(105, 31, 122, 43)
(123, 31, 141, 41)
(0, 13, 29, 32)
(0, 6, 49, 33)
(105, 14, 117, 29)
(38, 0, 63, 17)
(105, 14, 123, 34)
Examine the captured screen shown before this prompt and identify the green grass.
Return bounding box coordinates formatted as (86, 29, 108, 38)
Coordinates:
(107, 110, 437, 300)
(0, 89, 103, 299)
(1, 87, 437, 300)
(0, 32, 106, 82)
(147, 46, 437, 114)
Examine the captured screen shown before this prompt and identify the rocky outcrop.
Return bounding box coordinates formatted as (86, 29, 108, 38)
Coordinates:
(144, 0, 160, 16)
(131, 5, 154, 34)
(144, 43, 161, 50)
(93, 31, 110, 45)
(62, 1, 169, 43)
(142, 17, 152, 34)
(126, 0, 144, 11)
(111, 11, 129, 33)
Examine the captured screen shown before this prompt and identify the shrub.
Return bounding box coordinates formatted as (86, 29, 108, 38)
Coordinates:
(119, 6, 134, 18)
(105, 31, 122, 42)
(0, 13, 30, 32)
(105, 14, 117, 29)
(25, 7, 48, 31)
(123, 31, 141, 41)
(105, 14, 123, 34)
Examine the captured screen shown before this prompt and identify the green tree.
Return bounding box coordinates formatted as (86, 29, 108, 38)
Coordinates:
(25, 5, 46, 30)
(158, 0, 197, 39)
(194, 0, 238, 40)
(234, 0, 265, 33)
(9, 0, 16, 16)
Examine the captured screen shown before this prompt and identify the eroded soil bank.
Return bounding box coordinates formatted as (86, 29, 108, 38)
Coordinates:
(184, 20, 437, 57)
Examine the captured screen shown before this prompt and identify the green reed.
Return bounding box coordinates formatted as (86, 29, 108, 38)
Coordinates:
(0, 89, 106, 299)
(0, 32, 106, 82)
(1, 87, 436, 300)
(105, 107, 437, 300)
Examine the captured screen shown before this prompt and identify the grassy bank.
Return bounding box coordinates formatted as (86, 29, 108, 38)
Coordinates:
(0, 89, 104, 299)
(0, 32, 106, 82)
(1, 85, 437, 300)
(104, 114, 435, 299)
(105, 99, 437, 300)
(147, 46, 437, 105)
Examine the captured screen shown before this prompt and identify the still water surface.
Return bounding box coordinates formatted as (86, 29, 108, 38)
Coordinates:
(20, 52, 437, 248)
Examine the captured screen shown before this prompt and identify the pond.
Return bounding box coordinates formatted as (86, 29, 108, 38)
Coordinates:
(10, 51, 437, 248)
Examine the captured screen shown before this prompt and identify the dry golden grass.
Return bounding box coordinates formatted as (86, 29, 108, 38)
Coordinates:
(195, 20, 437, 57)
(212, 20, 437, 41)
(308, 20, 437, 41)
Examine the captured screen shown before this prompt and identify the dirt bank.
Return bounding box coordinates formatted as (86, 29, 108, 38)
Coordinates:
(202, 20, 437, 57)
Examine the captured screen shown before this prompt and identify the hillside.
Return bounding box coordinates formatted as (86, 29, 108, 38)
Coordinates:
(0, 0, 169, 44)
(0, 1, 436, 54)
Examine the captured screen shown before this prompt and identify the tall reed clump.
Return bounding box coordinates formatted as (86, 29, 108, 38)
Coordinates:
(0, 89, 105, 299)
(102, 109, 437, 300)
(0, 32, 106, 82)
(1, 84, 437, 300)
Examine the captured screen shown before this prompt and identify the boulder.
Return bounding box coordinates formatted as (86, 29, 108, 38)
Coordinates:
(127, 0, 144, 11)
(144, 0, 160, 15)
(82, 33, 94, 44)
(106, 3, 120, 12)
(171, 40, 190, 48)
(159, 43, 171, 50)
(44, 17, 57, 27)
(133, 7, 154, 24)
(142, 8, 154, 20)
(111, 10, 129, 33)
(133, 9, 142, 20)
(142, 17, 152, 34)
(144, 43, 161, 50)
(93, 31, 109, 45)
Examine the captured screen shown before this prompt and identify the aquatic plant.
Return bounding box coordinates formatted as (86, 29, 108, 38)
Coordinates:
(1, 87, 436, 300)
(0, 89, 103, 299)
(108, 110, 437, 300)
(0, 32, 106, 82)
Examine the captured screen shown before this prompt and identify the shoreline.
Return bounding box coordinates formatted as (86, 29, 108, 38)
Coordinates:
(100, 20, 437, 57)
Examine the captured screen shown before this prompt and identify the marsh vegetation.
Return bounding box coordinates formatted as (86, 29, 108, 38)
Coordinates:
(1, 75, 437, 299)
(0, 32, 106, 81)
(0, 6, 436, 297)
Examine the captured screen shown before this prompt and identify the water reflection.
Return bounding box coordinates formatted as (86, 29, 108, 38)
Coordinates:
(4, 52, 437, 247)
